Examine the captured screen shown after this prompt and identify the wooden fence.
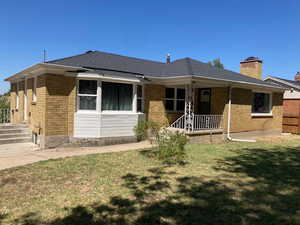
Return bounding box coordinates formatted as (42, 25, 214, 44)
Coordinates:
(283, 114, 300, 134)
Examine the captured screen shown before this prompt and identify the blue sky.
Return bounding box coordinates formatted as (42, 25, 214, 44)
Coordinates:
(0, 0, 298, 94)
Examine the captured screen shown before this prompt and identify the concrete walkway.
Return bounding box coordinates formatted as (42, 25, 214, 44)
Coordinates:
(0, 141, 153, 170)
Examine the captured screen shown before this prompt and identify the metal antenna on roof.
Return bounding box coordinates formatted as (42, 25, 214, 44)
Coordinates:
(43, 49, 47, 62)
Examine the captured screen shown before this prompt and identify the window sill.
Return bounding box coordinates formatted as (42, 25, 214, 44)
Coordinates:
(101, 111, 143, 115)
(31, 102, 37, 105)
(166, 111, 184, 114)
(251, 113, 273, 118)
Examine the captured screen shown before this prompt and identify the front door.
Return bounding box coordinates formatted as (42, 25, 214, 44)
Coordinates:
(198, 88, 211, 114)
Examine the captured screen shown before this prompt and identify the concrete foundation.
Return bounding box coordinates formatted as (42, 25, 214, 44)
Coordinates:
(38, 135, 137, 149)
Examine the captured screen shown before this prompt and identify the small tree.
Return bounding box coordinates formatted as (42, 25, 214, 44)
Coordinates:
(0, 92, 9, 109)
(208, 58, 224, 69)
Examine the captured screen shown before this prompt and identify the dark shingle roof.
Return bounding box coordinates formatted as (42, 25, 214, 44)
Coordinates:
(46, 50, 281, 88)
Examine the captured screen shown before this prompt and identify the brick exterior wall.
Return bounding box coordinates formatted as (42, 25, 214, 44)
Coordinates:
(144, 85, 283, 133)
(10, 74, 76, 147)
(45, 74, 76, 137)
(9, 78, 282, 148)
(227, 88, 283, 133)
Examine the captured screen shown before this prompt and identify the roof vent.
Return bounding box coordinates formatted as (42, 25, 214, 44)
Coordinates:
(86, 50, 94, 54)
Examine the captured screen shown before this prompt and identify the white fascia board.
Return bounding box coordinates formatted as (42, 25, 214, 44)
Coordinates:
(76, 72, 142, 83)
(5, 63, 88, 82)
(147, 75, 285, 92)
(265, 76, 299, 90)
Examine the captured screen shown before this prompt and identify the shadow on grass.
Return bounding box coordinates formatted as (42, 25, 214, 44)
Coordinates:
(6, 144, 300, 225)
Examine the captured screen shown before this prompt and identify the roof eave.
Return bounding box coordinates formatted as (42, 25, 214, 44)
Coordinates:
(4, 63, 90, 82)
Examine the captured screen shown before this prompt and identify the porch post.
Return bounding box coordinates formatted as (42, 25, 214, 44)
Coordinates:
(184, 83, 194, 132)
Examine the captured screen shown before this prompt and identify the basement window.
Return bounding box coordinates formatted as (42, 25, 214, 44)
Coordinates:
(251, 92, 272, 115)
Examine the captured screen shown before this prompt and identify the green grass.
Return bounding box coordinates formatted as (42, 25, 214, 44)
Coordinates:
(1, 139, 300, 224)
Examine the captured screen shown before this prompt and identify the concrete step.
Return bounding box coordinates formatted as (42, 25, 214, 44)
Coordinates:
(0, 133, 31, 139)
(0, 124, 28, 130)
(0, 128, 31, 134)
(0, 137, 32, 145)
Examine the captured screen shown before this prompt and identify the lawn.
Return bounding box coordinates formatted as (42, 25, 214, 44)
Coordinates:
(1, 138, 300, 225)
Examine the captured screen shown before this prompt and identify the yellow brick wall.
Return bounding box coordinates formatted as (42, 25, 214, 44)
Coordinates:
(44, 74, 76, 136)
(226, 88, 283, 133)
(9, 74, 75, 137)
(10, 76, 47, 134)
(144, 84, 182, 126)
(144, 85, 283, 132)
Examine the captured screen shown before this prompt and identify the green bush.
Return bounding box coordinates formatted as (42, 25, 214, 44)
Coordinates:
(134, 120, 161, 142)
(133, 120, 148, 141)
(155, 129, 188, 165)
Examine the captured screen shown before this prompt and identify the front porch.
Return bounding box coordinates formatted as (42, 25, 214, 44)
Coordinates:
(163, 82, 226, 134)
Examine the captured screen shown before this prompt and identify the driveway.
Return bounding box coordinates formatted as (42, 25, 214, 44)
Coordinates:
(0, 141, 152, 170)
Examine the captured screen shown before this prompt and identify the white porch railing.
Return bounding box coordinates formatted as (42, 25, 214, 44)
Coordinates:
(193, 115, 223, 130)
(0, 108, 10, 124)
(170, 114, 223, 132)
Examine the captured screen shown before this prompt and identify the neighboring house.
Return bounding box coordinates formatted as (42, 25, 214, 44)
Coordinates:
(265, 74, 300, 133)
(5, 52, 284, 148)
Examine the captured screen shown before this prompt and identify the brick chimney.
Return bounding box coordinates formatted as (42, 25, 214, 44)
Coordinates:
(240, 57, 263, 80)
(295, 72, 300, 81)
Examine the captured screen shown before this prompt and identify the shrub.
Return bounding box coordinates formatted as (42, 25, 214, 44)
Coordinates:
(133, 120, 148, 141)
(134, 120, 162, 142)
(155, 129, 188, 164)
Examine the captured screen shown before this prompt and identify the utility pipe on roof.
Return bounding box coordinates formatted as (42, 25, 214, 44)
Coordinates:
(227, 86, 256, 143)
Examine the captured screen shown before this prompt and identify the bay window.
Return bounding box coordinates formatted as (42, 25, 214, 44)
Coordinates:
(78, 80, 97, 110)
(77, 79, 144, 113)
(252, 92, 272, 114)
(102, 82, 133, 111)
(165, 88, 185, 112)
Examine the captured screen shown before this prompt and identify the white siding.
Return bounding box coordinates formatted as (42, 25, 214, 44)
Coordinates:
(284, 90, 300, 99)
(74, 113, 145, 138)
(100, 113, 144, 137)
(74, 113, 101, 138)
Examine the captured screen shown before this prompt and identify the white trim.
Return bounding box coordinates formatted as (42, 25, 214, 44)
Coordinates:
(133, 84, 137, 113)
(16, 82, 19, 110)
(77, 79, 98, 112)
(32, 76, 37, 103)
(24, 78, 27, 121)
(77, 72, 142, 83)
(251, 90, 273, 116)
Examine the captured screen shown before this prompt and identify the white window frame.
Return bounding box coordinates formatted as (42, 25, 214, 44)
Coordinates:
(77, 79, 100, 113)
(136, 84, 144, 113)
(101, 81, 136, 114)
(16, 82, 19, 110)
(32, 77, 37, 103)
(251, 90, 273, 116)
(76, 79, 143, 115)
(165, 87, 185, 112)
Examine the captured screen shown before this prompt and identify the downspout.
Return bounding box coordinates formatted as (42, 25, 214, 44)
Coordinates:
(227, 86, 256, 143)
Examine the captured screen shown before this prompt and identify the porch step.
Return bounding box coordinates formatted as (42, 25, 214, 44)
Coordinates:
(0, 124, 27, 130)
(0, 137, 32, 145)
(0, 124, 32, 145)
(0, 133, 31, 139)
(0, 128, 30, 134)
